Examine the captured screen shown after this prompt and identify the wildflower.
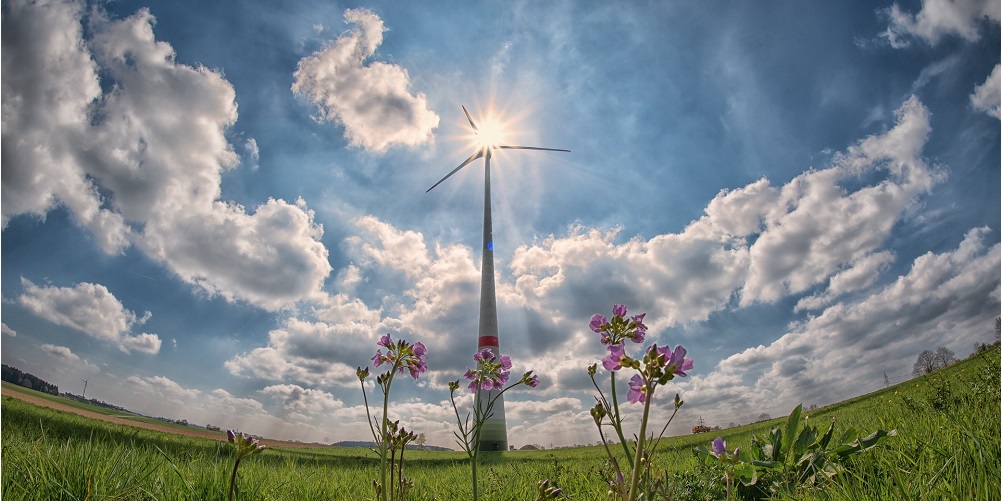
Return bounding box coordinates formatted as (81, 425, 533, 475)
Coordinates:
(590, 314, 608, 333)
(662, 344, 694, 377)
(521, 371, 540, 387)
(627, 374, 647, 404)
(712, 437, 726, 458)
(629, 313, 647, 343)
(613, 304, 628, 317)
(378, 334, 393, 347)
(602, 344, 628, 372)
(464, 348, 511, 392)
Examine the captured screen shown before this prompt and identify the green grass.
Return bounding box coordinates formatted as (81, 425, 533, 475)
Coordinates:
(2, 347, 998, 500)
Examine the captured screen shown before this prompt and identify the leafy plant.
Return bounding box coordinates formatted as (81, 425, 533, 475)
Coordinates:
(699, 404, 896, 499)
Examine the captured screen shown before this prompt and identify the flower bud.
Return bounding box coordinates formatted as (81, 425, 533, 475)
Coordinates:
(357, 366, 370, 381)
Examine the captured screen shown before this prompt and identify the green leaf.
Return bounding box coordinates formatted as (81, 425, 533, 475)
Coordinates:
(793, 426, 817, 458)
(770, 428, 783, 462)
(733, 463, 758, 486)
(816, 421, 835, 450)
(782, 404, 803, 463)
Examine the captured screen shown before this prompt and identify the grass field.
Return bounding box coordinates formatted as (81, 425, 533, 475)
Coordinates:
(2, 347, 998, 500)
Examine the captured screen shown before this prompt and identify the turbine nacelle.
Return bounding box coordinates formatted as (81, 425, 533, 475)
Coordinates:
(425, 105, 570, 193)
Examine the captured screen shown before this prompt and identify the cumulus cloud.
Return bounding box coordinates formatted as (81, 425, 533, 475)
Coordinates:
(40, 344, 80, 362)
(18, 279, 162, 354)
(1, 323, 15, 337)
(696, 227, 1000, 423)
(261, 384, 343, 414)
(225, 293, 386, 386)
(971, 63, 1001, 119)
(291, 8, 439, 152)
(1, 0, 128, 253)
(1, 0, 331, 311)
(882, 0, 1000, 47)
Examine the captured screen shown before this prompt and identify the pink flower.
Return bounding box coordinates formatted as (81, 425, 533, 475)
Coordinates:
(590, 314, 607, 333)
(627, 374, 648, 404)
(377, 334, 393, 348)
(612, 304, 628, 318)
(602, 344, 627, 372)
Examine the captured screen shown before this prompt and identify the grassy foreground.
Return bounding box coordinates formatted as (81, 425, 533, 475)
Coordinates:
(2, 348, 998, 500)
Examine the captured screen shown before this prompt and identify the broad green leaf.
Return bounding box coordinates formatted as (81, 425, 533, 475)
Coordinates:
(816, 421, 835, 450)
(782, 404, 803, 463)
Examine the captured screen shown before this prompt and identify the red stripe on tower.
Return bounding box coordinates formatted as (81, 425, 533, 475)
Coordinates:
(478, 336, 499, 347)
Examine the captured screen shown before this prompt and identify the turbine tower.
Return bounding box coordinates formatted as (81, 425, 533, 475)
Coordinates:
(427, 106, 568, 451)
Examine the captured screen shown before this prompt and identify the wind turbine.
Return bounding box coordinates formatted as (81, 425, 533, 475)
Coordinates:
(427, 105, 569, 451)
(81, 378, 89, 399)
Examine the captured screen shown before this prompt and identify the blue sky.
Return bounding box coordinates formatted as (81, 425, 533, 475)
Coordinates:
(2, 0, 999, 448)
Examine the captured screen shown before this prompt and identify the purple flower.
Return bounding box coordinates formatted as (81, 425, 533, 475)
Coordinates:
(372, 350, 384, 367)
(712, 437, 726, 458)
(665, 345, 693, 377)
(612, 304, 628, 317)
(627, 374, 648, 404)
(412, 342, 427, 357)
(500, 355, 512, 371)
(378, 333, 393, 348)
(589, 314, 607, 333)
(474, 347, 495, 362)
(527, 374, 540, 387)
(602, 344, 627, 372)
(629, 313, 647, 343)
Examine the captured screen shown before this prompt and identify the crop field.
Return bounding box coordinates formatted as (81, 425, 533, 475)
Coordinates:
(2, 347, 998, 500)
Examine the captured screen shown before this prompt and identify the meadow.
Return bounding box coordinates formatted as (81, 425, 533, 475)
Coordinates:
(1, 347, 998, 500)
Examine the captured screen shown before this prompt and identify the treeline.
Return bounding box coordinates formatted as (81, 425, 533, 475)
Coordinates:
(2, 364, 58, 395)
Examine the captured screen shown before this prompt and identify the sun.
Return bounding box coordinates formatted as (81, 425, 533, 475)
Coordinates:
(473, 116, 508, 149)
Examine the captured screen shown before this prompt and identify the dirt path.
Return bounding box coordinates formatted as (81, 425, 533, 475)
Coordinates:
(2, 387, 331, 449)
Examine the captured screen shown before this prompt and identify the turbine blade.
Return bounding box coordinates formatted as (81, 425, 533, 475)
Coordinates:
(426, 150, 484, 193)
(496, 145, 571, 153)
(462, 105, 479, 131)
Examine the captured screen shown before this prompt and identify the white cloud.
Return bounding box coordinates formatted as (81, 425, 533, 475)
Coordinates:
(0, 0, 129, 253)
(883, 0, 1000, 47)
(40, 344, 80, 362)
(1, 323, 15, 337)
(795, 251, 896, 311)
(701, 227, 1000, 423)
(971, 63, 1001, 119)
(291, 8, 439, 152)
(1, 0, 332, 311)
(261, 384, 343, 414)
(18, 279, 162, 354)
(742, 96, 941, 304)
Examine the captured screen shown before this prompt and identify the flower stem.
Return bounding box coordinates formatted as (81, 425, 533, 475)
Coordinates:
(609, 372, 634, 465)
(228, 457, 241, 501)
(626, 379, 653, 501)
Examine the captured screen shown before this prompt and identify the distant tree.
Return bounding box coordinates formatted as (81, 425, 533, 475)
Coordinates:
(913, 350, 937, 376)
(727, 422, 737, 429)
(414, 433, 427, 449)
(712, 425, 722, 431)
(884, 372, 890, 387)
(996, 316, 1000, 340)
(807, 403, 819, 411)
(933, 347, 956, 369)
(757, 413, 771, 422)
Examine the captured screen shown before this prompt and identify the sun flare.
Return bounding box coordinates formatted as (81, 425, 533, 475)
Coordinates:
(473, 116, 507, 148)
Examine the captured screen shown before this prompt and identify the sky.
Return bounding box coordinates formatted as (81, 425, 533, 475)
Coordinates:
(1, 0, 999, 449)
